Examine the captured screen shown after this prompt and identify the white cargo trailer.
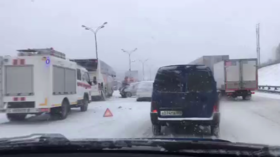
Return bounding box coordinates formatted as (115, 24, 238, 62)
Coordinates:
(213, 58, 258, 100)
(189, 55, 229, 72)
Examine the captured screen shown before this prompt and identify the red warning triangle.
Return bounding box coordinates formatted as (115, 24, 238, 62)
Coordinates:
(103, 108, 113, 117)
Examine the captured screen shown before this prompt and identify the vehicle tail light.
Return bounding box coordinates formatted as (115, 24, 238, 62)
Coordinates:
(213, 101, 219, 113)
(251, 92, 255, 94)
(20, 97, 25, 101)
(152, 110, 158, 113)
(13, 59, 18, 65)
(13, 97, 18, 101)
(151, 101, 157, 113)
(20, 59, 25, 65)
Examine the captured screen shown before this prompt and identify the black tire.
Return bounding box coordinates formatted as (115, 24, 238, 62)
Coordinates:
(152, 124, 162, 136)
(51, 100, 69, 120)
(121, 94, 127, 98)
(81, 97, 89, 112)
(210, 124, 219, 137)
(7, 114, 26, 121)
(126, 92, 132, 97)
(242, 95, 251, 100)
(247, 95, 252, 100)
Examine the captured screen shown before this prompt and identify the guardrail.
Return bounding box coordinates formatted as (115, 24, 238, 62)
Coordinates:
(258, 85, 280, 93)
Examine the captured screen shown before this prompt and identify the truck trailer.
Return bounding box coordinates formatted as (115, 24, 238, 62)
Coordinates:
(189, 55, 229, 72)
(213, 58, 258, 100)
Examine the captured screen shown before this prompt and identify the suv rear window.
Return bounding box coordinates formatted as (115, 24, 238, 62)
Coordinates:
(154, 66, 214, 93)
(186, 71, 213, 92)
(154, 69, 183, 92)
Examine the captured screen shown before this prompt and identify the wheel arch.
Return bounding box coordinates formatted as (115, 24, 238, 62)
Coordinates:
(62, 97, 70, 105)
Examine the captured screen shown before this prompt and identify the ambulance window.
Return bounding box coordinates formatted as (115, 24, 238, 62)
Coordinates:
(86, 72, 90, 82)
(77, 69, 81, 80)
(83, 72, 87, 81)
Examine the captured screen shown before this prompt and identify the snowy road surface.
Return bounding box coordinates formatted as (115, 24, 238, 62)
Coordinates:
(0, 92, 280, 146)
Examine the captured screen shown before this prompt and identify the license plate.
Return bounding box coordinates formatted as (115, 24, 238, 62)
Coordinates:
(160, 111, 182, 116)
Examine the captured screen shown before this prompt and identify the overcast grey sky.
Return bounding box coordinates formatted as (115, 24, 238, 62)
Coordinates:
(1, 0, 280, 78)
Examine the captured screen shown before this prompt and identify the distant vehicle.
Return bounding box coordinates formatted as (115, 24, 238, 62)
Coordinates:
(120, 82, 139, 98)
(151, 65, 220, 136)
(113, 80, 121, 90)
(189, 55, 229, 72)
(71, 59, 116, 101)
(3, 48, 91, 121)
(136, 81, 153, 101)
(124, 70, 139, 84)
(213, 59, 258, 100)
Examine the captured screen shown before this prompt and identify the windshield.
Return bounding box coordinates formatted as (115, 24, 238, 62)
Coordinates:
(1, 0, 280, 149)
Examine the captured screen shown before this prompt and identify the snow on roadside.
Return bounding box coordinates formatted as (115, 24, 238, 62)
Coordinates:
(0, 92, 152, 139)
(255, 92, 280, 100)
(220, 96, 280, 145)
(259, 63, 280, 86)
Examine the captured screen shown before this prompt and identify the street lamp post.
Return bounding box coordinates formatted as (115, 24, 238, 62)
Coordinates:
(122, 48, 137, 72)
(82, 22, 108, 59)
(139, 59, 148, 81)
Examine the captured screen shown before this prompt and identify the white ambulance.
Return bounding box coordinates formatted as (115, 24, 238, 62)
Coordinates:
(3, 48, 91, 121)
(71, 59, 116, 101)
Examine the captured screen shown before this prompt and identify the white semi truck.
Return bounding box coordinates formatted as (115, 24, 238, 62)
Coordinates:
(213, 59, 258, 100)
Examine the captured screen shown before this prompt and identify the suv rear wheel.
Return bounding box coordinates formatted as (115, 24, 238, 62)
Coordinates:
(152, 124, 162, 136)
(210, 124, 219, 137)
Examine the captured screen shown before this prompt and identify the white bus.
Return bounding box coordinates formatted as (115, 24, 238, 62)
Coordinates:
(71, 59, 116, 101)
(3, 48, 91, 121)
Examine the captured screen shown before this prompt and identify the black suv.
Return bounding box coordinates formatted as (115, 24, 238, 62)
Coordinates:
(150, 65, 220, 136)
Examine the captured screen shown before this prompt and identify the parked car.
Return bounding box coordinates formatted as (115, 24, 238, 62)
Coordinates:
(150, 65, 220, 137)
(120, 82, 139, 98)
(136, 81, 154, 101)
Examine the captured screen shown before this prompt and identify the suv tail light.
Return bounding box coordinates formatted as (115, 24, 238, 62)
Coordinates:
(213, 101, 219, 113)
(151, 101, 157, 113)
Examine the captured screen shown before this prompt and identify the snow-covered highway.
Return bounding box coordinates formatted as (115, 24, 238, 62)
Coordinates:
(0, 92, 280, 146)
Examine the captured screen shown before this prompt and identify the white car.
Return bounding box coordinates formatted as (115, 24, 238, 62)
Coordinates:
(136, 81, 153, 101)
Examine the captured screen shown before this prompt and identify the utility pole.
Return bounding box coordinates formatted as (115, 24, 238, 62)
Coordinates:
(82, 22, 108, 60)
(256, 23, 261, 66)
(122, 48, 137, 72)
(139, 59, 148, 81)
